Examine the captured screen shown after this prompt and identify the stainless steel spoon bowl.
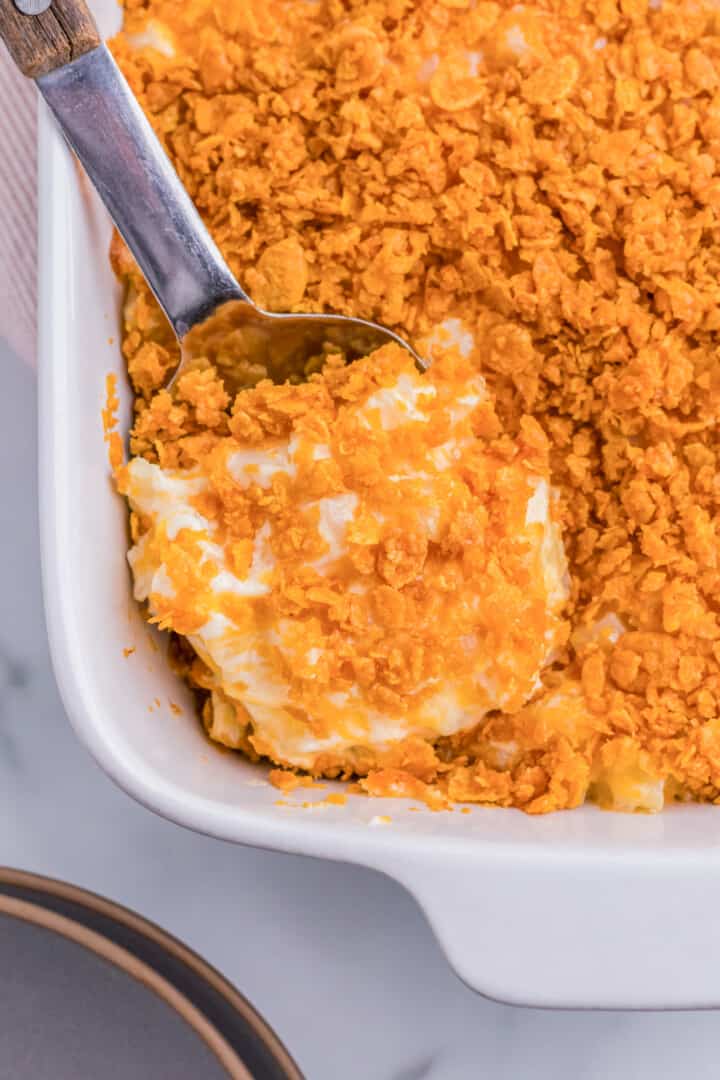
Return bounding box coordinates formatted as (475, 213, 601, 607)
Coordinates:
(0, 0, 422, 387)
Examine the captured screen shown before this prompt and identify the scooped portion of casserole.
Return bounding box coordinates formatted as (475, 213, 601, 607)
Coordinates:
(119, 347, 569, 775)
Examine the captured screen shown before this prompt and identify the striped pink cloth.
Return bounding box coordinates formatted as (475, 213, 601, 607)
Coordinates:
(0, 54, 37, 368)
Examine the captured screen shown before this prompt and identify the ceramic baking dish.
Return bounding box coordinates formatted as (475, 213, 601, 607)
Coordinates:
(37, 0, 720, 1010)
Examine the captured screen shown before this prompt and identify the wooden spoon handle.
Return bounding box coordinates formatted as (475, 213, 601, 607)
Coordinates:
(0, 0, 100, 79)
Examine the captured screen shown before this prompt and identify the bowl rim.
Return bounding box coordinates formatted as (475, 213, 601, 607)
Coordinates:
(0, 867, 303, 1080)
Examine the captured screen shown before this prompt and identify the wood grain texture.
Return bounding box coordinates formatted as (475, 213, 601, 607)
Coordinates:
(0, 0, 100, 79)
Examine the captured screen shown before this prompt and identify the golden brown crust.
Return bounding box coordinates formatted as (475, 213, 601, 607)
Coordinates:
(112, 0, 720, 813)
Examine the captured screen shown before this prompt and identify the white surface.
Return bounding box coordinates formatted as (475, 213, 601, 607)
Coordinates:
(6, 339, 720, 1080)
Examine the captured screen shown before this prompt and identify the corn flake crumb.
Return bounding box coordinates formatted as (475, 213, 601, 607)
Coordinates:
(102, 373, 124, 472)
(269, 768, 325, 793)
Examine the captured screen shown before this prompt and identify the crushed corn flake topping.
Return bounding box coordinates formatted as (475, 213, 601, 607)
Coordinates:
(113, 0, 720, 813)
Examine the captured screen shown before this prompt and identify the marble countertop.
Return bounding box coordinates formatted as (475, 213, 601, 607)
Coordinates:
(2, 342, 720, 1080)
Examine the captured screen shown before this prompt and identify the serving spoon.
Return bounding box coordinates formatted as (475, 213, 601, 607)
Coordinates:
(0, 0, 422, 387)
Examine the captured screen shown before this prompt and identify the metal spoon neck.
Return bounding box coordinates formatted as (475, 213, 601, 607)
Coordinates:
(37, 44, 249, 339)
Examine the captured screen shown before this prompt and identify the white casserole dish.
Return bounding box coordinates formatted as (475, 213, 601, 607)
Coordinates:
(38, 0, 720, 1010)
